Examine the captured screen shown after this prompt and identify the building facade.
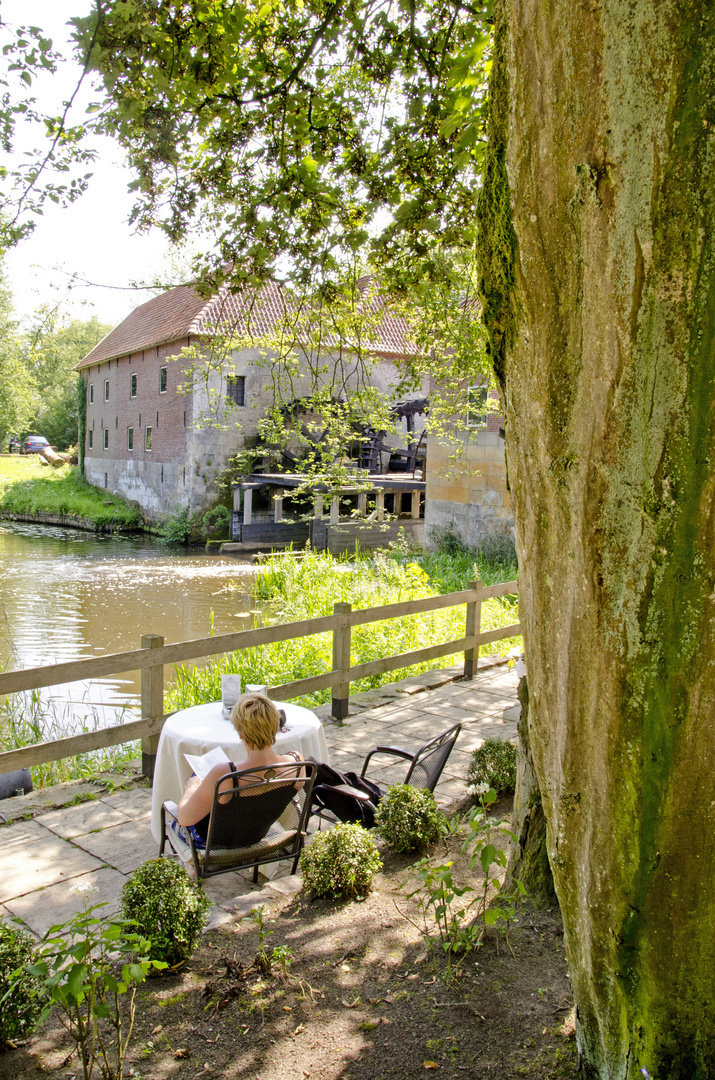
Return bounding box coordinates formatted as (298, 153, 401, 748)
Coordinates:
(76, 281, 426, 522)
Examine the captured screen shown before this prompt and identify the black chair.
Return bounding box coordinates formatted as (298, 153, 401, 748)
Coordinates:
(311, 723, 462, 827)
(360, 723, 462, 794)
(159, 761, 317, 883)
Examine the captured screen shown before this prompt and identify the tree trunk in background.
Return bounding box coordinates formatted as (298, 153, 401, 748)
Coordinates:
(478, 1, 715, 1076)
(506, 677, 556, 906)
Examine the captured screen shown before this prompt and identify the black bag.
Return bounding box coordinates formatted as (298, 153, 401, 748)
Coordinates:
(309, 759, 382, 828)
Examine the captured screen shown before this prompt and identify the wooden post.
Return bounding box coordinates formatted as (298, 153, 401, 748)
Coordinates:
(243, 486, 253, 525)
(411, 490, 421, 519)
(376, 489, 385, 521)
(331, 602, 352, 722)
(464, 579, 481, 679)
(274, 490, 284, 523)
(141, 634, 164, 782)
(330, 495, 340, 525)
(358, 492, 367, 516)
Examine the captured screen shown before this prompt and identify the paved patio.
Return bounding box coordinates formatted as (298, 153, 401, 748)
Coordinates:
(0, 662, 520, 939)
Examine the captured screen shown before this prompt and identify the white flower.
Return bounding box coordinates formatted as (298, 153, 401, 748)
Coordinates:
(468, 782, 491, 797)
(69, 880, 99, 897)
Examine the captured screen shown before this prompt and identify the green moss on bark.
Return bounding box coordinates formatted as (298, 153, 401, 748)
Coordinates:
(476, 0, 518, 392)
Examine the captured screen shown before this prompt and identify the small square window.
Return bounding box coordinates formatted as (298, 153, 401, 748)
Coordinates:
(130, 373, 137, 398)
(227, 375, 245, 406)
(88, 430, 93, 449)
(127, 427, 134, 451)
(89, 383, 94, 404)
(145, 426, 152, 451)
(103, 429, 109, 450)
(104, 379, 110, 402)
(159, 367, 167, 393)
(466, 385, 488, 428)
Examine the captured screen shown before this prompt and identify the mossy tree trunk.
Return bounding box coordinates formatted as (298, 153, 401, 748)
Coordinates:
(478, 1, 715, 1076)
(506, 677, 556, 906)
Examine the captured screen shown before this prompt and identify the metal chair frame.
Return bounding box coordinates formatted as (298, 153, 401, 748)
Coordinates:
(159, 760, 317, 883)
(311, 723, 462, 828)
(360, 722, 462, 793)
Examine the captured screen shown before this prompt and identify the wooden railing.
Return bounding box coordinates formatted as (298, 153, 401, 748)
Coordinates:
(0, 579, 520, 779)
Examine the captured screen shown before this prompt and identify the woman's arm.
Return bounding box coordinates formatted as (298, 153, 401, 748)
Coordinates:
(176, 762, 230, 826)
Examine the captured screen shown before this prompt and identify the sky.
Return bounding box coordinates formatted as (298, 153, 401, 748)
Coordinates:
(2, 0, 175, 330)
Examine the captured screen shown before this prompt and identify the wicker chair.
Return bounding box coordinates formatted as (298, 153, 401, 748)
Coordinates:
(159, 761, 317, 883)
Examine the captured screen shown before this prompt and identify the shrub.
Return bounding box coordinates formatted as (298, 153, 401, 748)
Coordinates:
(467, 738, 517, 797)
(120, 859, 213, 967)
(0, 919, 46, 1042)
(300, 823, 382, 899)
(202, 504, 231, 538)
(374, 784, 445, 853)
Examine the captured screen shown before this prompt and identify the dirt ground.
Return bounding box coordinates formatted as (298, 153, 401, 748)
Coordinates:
(1, 801, 578, 1080)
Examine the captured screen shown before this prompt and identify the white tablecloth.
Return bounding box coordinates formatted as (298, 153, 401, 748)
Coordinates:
(150, 700, 329, 842)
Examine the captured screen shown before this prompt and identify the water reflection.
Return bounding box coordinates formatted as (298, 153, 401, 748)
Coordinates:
(0, 522, 256, 721)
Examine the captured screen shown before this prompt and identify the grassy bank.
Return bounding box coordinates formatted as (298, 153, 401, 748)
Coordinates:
(0, 456, 143, 531)
(167, 539, 521, 712)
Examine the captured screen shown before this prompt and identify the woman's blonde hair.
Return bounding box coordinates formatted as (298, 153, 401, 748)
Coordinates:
(230, 693, 280, 750)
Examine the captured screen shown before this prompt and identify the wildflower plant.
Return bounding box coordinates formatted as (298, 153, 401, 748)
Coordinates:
(26, 881, 167, 1080)
(399, 788, 525, 976)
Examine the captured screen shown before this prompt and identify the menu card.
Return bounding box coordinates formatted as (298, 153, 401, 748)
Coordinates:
(184, 746, 230, 781)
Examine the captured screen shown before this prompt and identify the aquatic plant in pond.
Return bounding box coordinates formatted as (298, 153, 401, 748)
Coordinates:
(166, 548, 520, 711)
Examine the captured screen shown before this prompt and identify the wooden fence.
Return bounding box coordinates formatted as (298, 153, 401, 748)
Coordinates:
(0, 579, 520, 780)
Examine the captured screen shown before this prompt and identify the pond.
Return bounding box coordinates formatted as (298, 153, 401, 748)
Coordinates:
(0, 522, 256, 725)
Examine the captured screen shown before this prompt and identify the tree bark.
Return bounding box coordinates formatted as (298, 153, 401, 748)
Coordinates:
(506, 676, 557, 906)
(478, 1, 715, 1076)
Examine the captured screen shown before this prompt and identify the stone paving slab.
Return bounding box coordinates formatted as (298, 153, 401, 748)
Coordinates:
(0, 823, 103, 902)
(4, 867, 125, 939)
(71, 820, 157, 876)
(36, 800, 133, 839)
(102, 788, 153, 819)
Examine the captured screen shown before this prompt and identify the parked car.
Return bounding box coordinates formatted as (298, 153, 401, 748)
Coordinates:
(20, 436, 50, 455)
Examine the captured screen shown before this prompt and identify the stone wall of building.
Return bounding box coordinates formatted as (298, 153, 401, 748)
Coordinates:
(83, 340, 428, 523)
(424, 425, 514, 548)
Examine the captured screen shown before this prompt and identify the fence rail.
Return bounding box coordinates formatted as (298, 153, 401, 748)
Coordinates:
(0, 578, 520, 778)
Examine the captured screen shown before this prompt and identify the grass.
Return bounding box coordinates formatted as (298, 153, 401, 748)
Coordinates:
(166, 539, 521, 712)
(0, 456, 143, 531)
(0, 687, 139, 788)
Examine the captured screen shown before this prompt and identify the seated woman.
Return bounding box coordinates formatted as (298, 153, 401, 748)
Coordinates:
(176, 693, 304, 847)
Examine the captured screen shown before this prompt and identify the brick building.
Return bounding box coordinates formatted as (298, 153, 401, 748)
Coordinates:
(75, 280, 426, 522)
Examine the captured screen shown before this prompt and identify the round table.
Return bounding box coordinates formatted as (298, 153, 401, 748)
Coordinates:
(150, 700, 330, 842)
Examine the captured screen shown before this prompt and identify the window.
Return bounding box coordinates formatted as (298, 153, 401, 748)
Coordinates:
(130, 373, 137, 398)
(88, 383, 94, 404)
(159, 366, 167, 393)
(103, 429, 109, 450)
(466, 385, 488, 428)
(226, 375, 245, 406)
(88, 430, 93, 449)
(127, 427, 134, 451)
(145, 426, 152, 451)
(104, 379, 110, 402)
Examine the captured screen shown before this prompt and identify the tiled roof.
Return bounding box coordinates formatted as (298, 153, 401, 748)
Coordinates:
(76, 278, 417, 369)
(75, 285, 209, 369)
